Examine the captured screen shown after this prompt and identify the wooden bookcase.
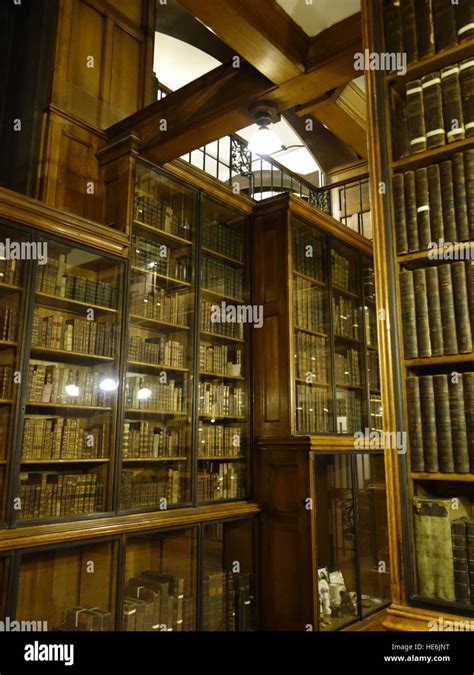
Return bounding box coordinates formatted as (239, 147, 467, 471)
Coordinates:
(253, 194, 390, 630)
(363, 0, 474, 630)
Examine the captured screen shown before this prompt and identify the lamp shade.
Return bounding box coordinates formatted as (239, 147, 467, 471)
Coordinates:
(248, 127, 281, 156)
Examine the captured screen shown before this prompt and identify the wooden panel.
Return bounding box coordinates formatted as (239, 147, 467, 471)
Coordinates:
(262, 316, 280, 423)
(109, 0, 143, 24)
(55, 131, 93, 216)
(68, 0, 106, 100)
(109, 24, 141, 118)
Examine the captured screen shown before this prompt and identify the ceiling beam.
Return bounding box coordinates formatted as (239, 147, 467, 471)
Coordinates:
(176, 0, 308, 84)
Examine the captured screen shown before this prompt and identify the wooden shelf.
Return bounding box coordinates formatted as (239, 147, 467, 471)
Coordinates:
(201, 287, 245, 304)
(294, 326, 328, 338)
(334, 333, 362, 345)
(336, 383, 363, 390)
(201, 331, 244, 344)
(392, 136, 474, 172)
(0, 400, 13, 405)
(128, 360, 189, 373)
(21, 458, 109, 464)
(397, 242, 474, 264)
(122, 456, 188, 462)
(129, 314, 190, 332)
(0, 282, 22, 292)
(332, 285, 359, 300)
(131, 265, 191, 287)
(293, 270, 326, 288)
(405, 353, 474, 367)
(26, 403, 112, 411)
(295, 377, 329, 387)
(0, 340, 17, 349)
(200, 371, 244, 380)
(31, 347, 114, 363)
(202, 247, 243, 267)
(198, 456, 245, 461)
(411, 472, 474, 482)
(125, 408, 188, 416)
(36, 292, 117, 315)
(133, 220, 192, 247)
(199, 414, 247, 420)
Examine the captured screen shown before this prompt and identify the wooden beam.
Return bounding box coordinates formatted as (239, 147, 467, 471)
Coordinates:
(177, 0, 308, 84)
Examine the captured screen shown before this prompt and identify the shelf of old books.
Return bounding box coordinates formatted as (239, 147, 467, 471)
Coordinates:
(313, 451, 390, 631)
(122, 527, 198, 631)
(202, 518, 255, 631)
(362, 258, 383, 433)
(15, 237, 124, 523)
(15, 539, 119, 631)
(122, 163, 197, 511)
(197, 196, 250, 503)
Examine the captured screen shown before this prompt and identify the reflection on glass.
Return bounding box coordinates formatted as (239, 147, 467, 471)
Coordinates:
(16, 541, 118, 630)
(123, 528, 197, 631)
(202, 519, 255, 631)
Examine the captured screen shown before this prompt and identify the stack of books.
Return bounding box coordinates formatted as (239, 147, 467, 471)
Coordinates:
(18, 471, 104, 519)
(122, 422, 182, 458)
(32, 309, 116, 357)
(197, 425, 242, 457)
(22, 417, 107, 459)
(198, 382, 245, 417)
(196, 462, 245, 501)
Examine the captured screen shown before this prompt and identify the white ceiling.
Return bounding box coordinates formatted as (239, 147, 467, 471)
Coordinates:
(276, 0, 361, 36)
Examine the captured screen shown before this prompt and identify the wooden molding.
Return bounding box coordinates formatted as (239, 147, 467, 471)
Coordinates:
(384, 604, 474, 631)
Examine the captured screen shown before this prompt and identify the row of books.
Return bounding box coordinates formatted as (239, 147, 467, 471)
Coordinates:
(331, 250, 353, 292)
(129, 335, 185, 368)
(18, 471, 103, 520)
(364, 305, 377, 349)
(122, 422, 183, 458)
(400, 261, 472, 358)
(199, 342, 242, 375)
(37, 257, 117, 309)
(197, 425, 242, 457)
(294, 331, 328, 382)
(123, 570, 193, 631)
(27, 363, 113, 407)
(134, 195, 192, 241)
(393, 152, 474, 254)
(120, 468, 182, 509)
(293, 277, 327, 333)
(132, 235, 192, 282)
(452, 518, 474, 605)
(130, 279, 190, 326)
(0, 258, 21, 286)
(200, 301, 243, 340)
(196, 462, 246, 501)
(0, 306, 17, 342)
(296, 383, 332, 433)
(335, 348, 361, 387)
(60, 605, 111, 632)
(198, 382, 246, 417)
(0, 365, 12, 400)
(367, 351, 381, 391)
(403, 61, 473, 158)
(203, 570, 253, 631)
(201, 256, 243, 300)
(332, 296, 360, 341)
(370, 395, 384, 433)
(202, 220, 243, 262)
(125, 377, 185, 413)
(384, 0, 474, 65)
(292, 228, 325, 281)
(336, 391, 363, 435)
(363, 266, 376, 303)
(32, 311, 116, 357)
(407, 373, 473, 474)
(22, 417, 107, 460)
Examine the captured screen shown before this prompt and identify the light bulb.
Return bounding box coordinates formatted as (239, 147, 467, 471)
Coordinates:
(65, 384, 79, 397)
(248, 126, 281, 156)
(99, 378, 118, 392)
(137, 387, 152, 400)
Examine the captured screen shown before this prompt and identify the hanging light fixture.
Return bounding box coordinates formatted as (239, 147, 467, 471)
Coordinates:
(247, 103, 281, 157)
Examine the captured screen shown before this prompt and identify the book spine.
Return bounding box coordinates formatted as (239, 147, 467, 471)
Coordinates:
(401, 0, 419, 64)
(384, 1, 403, 56)
(406, 80, 426, 154)
(451, 521, 470, 604)
(464, 372, 474, 472)
(465, 150, 474, 239)
(416, 0, 436, 59)
(426, 163, 444, 244)
(413, 268, 432, 357)
(404, 171, 419, 251)
(406, 376, 424, 472)
(452, 152, 470, 242)
(432, 0, 458, 51)
(439, 160, 458, 243)
(393, 173, 408, 254)
(440, 65, 465, 143)
(449, 376, 469, 473)
(438, 264, 459, 354)
(433, 374, 454, 473)
(425, 266, 444, 356)
(421, 71, 445, 149)
(415, 167, 431, 249)
(456, 1, 474, 42)
(419, 375, 439, 472)
(452, 261, 472, 353)
(460, 59, 474, 139)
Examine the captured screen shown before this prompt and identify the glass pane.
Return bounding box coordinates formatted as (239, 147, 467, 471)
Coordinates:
(123, 527, 197, 631)
(314, 454, 357, 631)
(18, 239, 123, 522)
(202, 519, 255, 631)
(123, 163, 196, 510)
(292, 218, 332, 433)
(0, 222, 28, 521)
(16, 540, 118, 630)
(355, 453, 390, 615)
(198, 197, 249, 502)
(363, 258, 383, 432)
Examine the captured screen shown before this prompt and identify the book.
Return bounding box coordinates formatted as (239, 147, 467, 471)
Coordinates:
(393, 173, 408, 254)
(426, 163, 443, 244)
(384, 1, 403, 56)
(464, 372, 474, 472)
(456, 0, 474, 42)
(440, 65, 465, 143)
(451, 261, 472, 353)
(465, 150, 474, 239)
(438, 264, 459, 354)
(399, 271, 418, 358)
(406, 80, 427, 154)
(425, 266, 444, 355)
(415, 168, 431, 249)
(439, 160, 457, 243)
(401, 0, 419, 64)
(433, 374, 454, 473)
(432, 0, 459, 51)
(451, 519, 470, 604)
(452, 153, 470, 242)
(419, 375, 438, 472)
(404, 171, 418, 251)
(413, 268, 431, 357)
(449, 376, 469, 473)
(421, 72, 445, 149)
(460, 58, 474, 138)
(416, 0, 435, 59)
(406, 376, 424, 472)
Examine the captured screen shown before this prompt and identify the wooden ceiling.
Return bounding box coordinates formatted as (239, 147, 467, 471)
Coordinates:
(106, 0, 366, 172)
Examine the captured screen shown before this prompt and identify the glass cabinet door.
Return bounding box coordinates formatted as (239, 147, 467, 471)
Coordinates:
(0, 556, 10, 620)
(16, 540, 118, 630)
(362, 258, 383, 433)
(291, 219, 332, 434)
(197, 197, 249, 502)
(122, 163, 196, 511)
(202, 518, 256, 631)
(16, 238, 124, 522)
(122, 526, 198, 631)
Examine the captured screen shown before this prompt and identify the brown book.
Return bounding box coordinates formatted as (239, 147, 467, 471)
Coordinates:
(401, 0, 419, 63)
(393, 93, 410, 159)
(406, 376, 424, 472)
(439, 160, 457, 243)
(463, 372, 474, 472)
(404, 171, 419, 251)
(393, 173, 408, 254)
(422, 71, 445, 149)
(419, 375, 439, 472)
(413, 268, 432, 357)
(466, 520, 474, 599)
(399, 270, 418, 359)
(384, 0, 403, 56)
(449, 376, 470, 473)
(438, 264, 458, 354)
(452, 152, 470, 242)
(415, 168, 431, 249)
(427, 163, 444, 244)
(451, 261, 472, 353)
(433, 374, 454, 473)
(465, 150, 474, 239)
(425, 266, 444, 355)
(456, 0, 474, 42)
(440, 65, 466, 144)
(416, 0, 436, 59)
(460, 58, 474, 139)
(432, 0, 459, 51)
(451, 519, 470, 604)
(406, 80, 426, 154)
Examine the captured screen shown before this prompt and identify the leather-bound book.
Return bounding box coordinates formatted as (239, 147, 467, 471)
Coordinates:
(463, 372, 474, 472)
(452, 153, 470, 242)
(384, 0, 403, 56)
(416, 0, 436, 58)
(460, 58, 474, 139)
(466, 520, 474, 600)
(422, 71, 445, 149)
(433, 374, 454, 473)
(400, 270, 418, 358)
(413, 496, 467, 601)
(427, 163, 444, 244)
(451, 519, 470, 604)
(406, 376, 424, 472)
(432, 0, 459, 51)
(465, 150, 474, 239)
(439, 160, 457, 242)
(393, 93, 410, 159)
(438, 264, 459, 354)
(419, 375, 438, 471)
(393, 173, 408, 254)
(441, 65, 466, 144)
(404, 171, 419, 251)
(401, 0, 419, 63)
(415, 168, 431, 249)
(425, 266, 444, 355)
(451, 261, 472, 353)
(449, 375, 470, 473)
(414, 268, 432, 357)
(456, 0, 474, 42)
(406, 80, 427, 154)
